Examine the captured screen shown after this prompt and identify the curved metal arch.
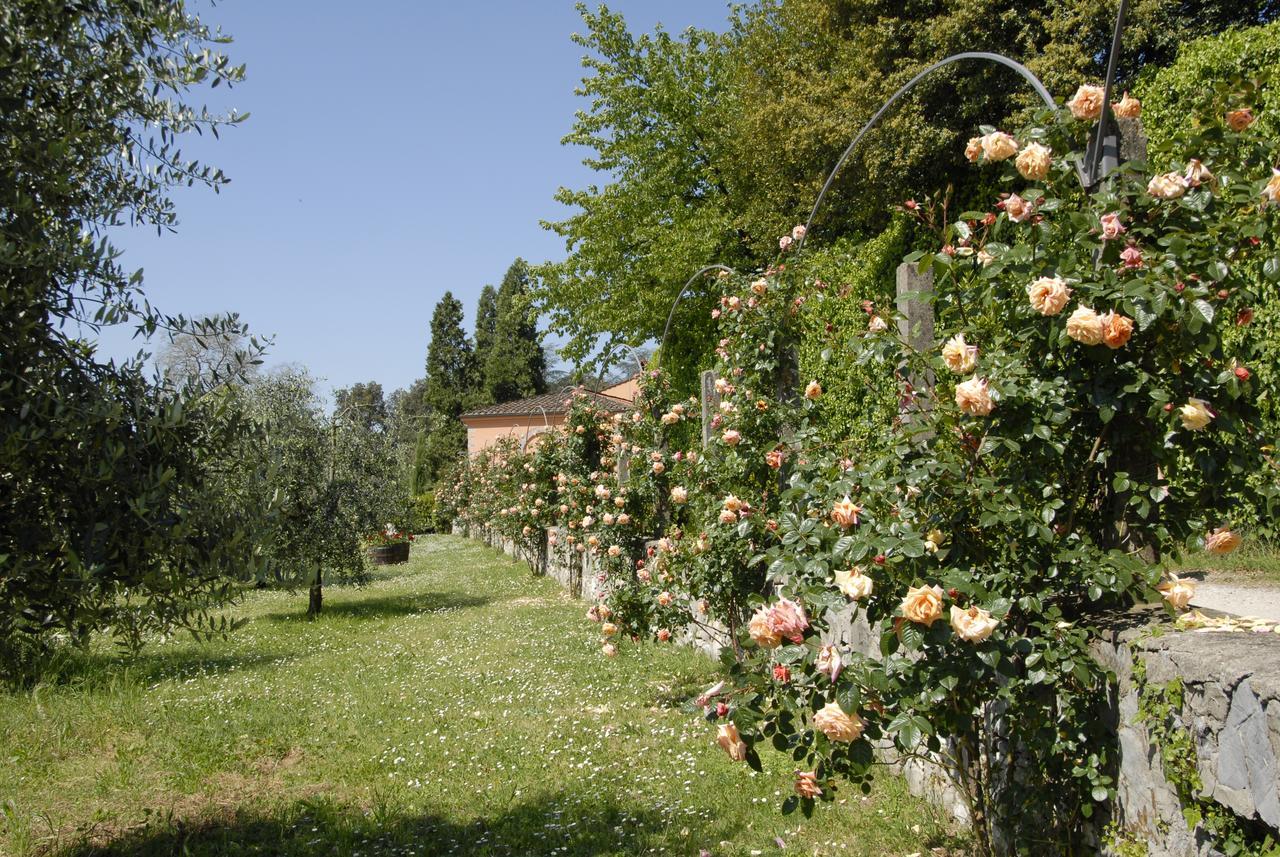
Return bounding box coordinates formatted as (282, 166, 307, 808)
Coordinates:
(655, 263, 740, 367)
(797, 51, 1059, 252)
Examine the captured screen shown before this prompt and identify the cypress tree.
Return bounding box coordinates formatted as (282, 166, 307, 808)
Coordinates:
(484, 260, 546, 404)
(470, 285, 499, 407)
(420, 292, 473, 482)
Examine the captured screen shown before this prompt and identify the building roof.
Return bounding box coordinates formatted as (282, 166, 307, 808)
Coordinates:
(460, 387, 631, 420)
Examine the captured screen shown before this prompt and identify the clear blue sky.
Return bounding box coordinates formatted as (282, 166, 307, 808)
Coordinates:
(95, 1, 731, 400)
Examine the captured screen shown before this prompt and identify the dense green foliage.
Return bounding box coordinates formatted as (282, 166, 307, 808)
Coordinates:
(0, 0, 269, 677)
(538, 0, 1278, 384)
(418, 292, 474, 484)
(471, 284, 499, 405)
(482, 259, 546, 403)
(333, 381, 388, 431)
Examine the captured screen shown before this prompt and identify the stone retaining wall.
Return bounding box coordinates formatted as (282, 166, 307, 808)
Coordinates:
(454, 525, 1280, 856)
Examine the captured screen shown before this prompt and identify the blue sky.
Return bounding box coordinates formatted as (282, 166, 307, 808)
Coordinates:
(95, 1, 732, 400)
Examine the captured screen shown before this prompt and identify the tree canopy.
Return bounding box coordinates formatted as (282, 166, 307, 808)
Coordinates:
(483, 259, 546, 404)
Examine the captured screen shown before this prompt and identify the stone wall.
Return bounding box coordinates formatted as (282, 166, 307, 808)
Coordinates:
(455, 526, 1280, 856)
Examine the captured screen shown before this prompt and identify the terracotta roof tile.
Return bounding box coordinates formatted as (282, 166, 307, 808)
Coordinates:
(460, 388, 630, 420)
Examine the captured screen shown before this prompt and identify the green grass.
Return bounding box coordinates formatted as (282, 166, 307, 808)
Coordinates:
(1167, 540, 1280, 587)
(0, 535, 964, 857)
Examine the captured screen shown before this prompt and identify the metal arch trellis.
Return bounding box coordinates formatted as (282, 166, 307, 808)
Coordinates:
(655, 263, 740, 368)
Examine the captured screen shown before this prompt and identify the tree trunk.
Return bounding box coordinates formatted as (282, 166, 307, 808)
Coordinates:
(307, 566, 323, 618)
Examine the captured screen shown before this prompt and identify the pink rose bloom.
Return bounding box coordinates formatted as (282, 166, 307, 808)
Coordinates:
(656, 628, 672, 642)
(1099, 212, 1125, 240)
(1067, 84, 1104, 121)
(816, 644, 842, 683)
(779, 235, 793, 251)
(791, 224, 807, 241)
(1004, 193, 1035, 223)
(722, 429, 742, 446)
(1120, 245, 1143, 270)
(767, 598, 809, 643)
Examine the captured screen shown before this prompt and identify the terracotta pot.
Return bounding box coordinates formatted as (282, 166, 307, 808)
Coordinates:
(366, 541, 410, 565)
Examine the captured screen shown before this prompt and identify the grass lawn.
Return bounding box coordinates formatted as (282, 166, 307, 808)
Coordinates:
(0, 535, 963, 857)
(1167, 539, 1280, 587)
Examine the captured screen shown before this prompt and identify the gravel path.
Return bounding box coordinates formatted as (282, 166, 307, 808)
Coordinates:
(1191, 581, 1280, 623)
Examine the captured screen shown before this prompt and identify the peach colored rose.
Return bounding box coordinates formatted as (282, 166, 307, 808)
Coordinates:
(816, 645, 843, 683)
(941, 333, 978, 374)
(950, 604, 1000, 642)
(901, 584, 946, 626)
(779, 234, 793, 251)
(602, 642, 617, 657)
(814, 702, 865, 742)
(656, 590, 674, 607)
(792, 224, 807, 241)
(1004, 192, 1035, 223)
(717, 723, 748, 761)
(1066, 306, 1105, 345)
(748, 606, 782, 648)
(1099, 212, 1126, 240)
(1147, 172, 1188, 199)
(1157, 574, 1196, 611)
(1264, 169, 1280, 205)
(965, 136, 983, 162)
(656, 628, 671, 642)
(1226, 108, 1255, 132)
(804, 380, 822, 400)
(1015, 142, 1052, 181)
(670, 486, 688, 505)
(1067, 84, 1105, 121)
(1179, 398, 1214, 431)
(767, 598, 809, 643)
(1100, 311, 1134, 349)
(980, 131, 1018, 161)
(794, 771, 823, 799)
(607, 544, 621, 557)
(601, 622, 617, 637)
(1205, 527, 1241, 555)
(831, 495, 862, 528)
(1112, 92, 1141, 119)
(1184, 159, 1215, 189)
(977, 249, 995, 267)
(723, 495, 744, 513)
(651, 460, 665, 475)
(750, 278, 768, 296)
(722, 429, 742, 446)
(617, 513, 631, 525)
(955, 377, 994, 417)
(834, 566, 874, 601)
(765, 449, 784, 469)
(718, 509, 737, 525)
(660, 411, 679, 426)
(868, 315, 889, 333)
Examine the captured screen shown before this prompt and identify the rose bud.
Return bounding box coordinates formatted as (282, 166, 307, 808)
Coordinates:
(1174, 282, 1186, 293)
(874, 554, 887, 565)
(715, 702, 729, 718)
(1163, 403, 1175, 412)
(1235, 366, 1252, 381)
(1218, 289, 1230, 300)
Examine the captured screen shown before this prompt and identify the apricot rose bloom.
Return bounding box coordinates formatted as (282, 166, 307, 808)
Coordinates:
(804, 380, 822, 400)
(1158, 574, 1196, 611)
(1205, 527, 1241, 555)
(1100, 311, 1134, 349)
(1066, 306, 1105, 345)
(901, 584, 946, 626)
(1112, 91, 1141, 118)
(748, 606, 782, 648)
(1179, 398, 1214, 431)
(1099, 212, 1126, 240)
(965, 136, 983, 162)
(767, 598, 809, 643)
(834, 566, 874, 601)
(794, 771, 823, 799)
(657, 590, 674, 606)
(831, 496, 862, 528)
(950, 604, 1000, 643)
(980, 131, 1018, 161)
(670, 486, 688, 504)
(816, 645, 843, 683)
(722, 429, 742, 446)
(717, 723, 748, 761)
(718, 509, 737, 525)
(601, 622, 617, 637)
(1004, 192, 1035, 223)
(814, 702, 865, 743)
(1067, 84, 1104, 121)
(1226, 108, 1255, 131)
(868, 315, 889, 333)
(955, 377, 994, 417)
(602, 642, 618, 657)
(1265, 169, 1280, 205)
(941, 333, 978, 374)
(1027, 276, 1072, 315)
(1147, 172, 1189, 200)
(1015, 142, 1052, 181)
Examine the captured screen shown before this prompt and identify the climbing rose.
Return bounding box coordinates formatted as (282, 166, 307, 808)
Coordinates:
(1066, 306, 1105, 345)
(748, 606, 782, 648)
(868, 315, 889, 333)
(1226, 108, 1255, 131)
(901, 584, 946, 626)
(717, 723, 748, 761)
(814, 702, 865, 743)
(980, 131, 1018, 161)
(607, 544, 621, 557)
(1027, 276, 1072, 315)
(750, 278, 768, 296)
(723, 495, 745, 513)
(1147, 172, 1188, 199)
(602, 642, 618, 657)
(1099, 212, 1126, 240)
(718, 509, 737, 525)
(772, 664, 792, 683)
(1067, 84, 1104, 120)
(1119, 245, 1143, 269)
(656, 628, 671, 642)
(657, 590, 674, 606)
(955, 377, 994, 416)
(651, 460, 665, 475)
(1204, 527, 1241, 555)
(671, 486, 688, 505)
(765, 449, 784, 469)
(767, 598, 809, 643)
(834, 566, 874, 601)
(964, 136, 982, 162)
(791, 224, 807, 241)
(816, 645, 843, 683)
(941, 333, 978, 374)
(1004, 192, 1035, 223)
(804, 380, 822, 400)
(1112, 91, 1141, 118)
(830, 496, 862, 528)
(1184, 159, 1215, 189)
(1179, 398, 1214, 431)
(601, 622, 617, 637)
(1101, 311, 1134, 349)
(1015, 142, 1052, 181)
(1157, 575, 1196, 611)
(950, 605, 1000, 643)
(722, 429, 742, 446)
(1264, 169, 1280, 205)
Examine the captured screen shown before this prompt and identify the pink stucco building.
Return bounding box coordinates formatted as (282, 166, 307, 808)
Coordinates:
(459, 379, 637, 456)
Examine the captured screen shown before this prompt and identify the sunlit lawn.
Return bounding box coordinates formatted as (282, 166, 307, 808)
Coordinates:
(1168, 539, 1280, 586)
(0, 535, 963, 856)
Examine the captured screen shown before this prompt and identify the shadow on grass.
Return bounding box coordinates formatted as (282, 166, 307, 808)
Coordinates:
(38, 647, 291, 689)
(263, 591, 493, 623)
(54, 793, 676, 857)
(650, 667, 718, 710)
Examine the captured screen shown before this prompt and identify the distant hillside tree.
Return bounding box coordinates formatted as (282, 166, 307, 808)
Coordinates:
(484, 259, 546, 404)
(333, 381, 387, 431)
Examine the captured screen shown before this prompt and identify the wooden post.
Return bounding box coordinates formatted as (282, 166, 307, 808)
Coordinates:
(700, 369, 720, 449)
(896, 263, 936, 422)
